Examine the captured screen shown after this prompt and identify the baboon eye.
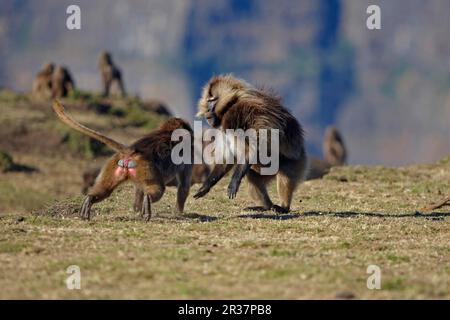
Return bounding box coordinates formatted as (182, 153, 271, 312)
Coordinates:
(117, 159, 125, 167)
(207, 96, 217, 102)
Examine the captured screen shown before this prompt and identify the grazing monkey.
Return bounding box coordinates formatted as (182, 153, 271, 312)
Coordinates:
(306, 126, 347, 180)
(53, 100, 193, 221)
(52, 66, 75, 98)
(142, 99, 173, 117)
(98, 51, 126, 97)
(323, 126, 347, 166)
(194, 74, 308, 213)
(306, 158, 331, 180)
(32, 63, 55, 98)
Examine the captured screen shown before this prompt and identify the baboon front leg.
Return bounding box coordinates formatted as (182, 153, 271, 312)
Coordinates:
(176, 167, 193, 213)
(140, 182, 165, 221)
(193, 164, 233, 199)
(228, 163, 251, 199)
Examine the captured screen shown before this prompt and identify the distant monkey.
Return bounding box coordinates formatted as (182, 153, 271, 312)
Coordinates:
(307, 126, 347, 180)
(98, 51, 126, 97)
(52, 66, 75, 98)
(306, 158, 331, 180)
(142, 99, 173, 117)
(53, 101, 193, 221)
(323, 126, 347, 166)
(194, 74, 308, 213)
(32, 63, 54, 98)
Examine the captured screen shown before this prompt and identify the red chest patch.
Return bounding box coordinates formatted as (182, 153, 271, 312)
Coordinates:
(115, 158, 137, 177)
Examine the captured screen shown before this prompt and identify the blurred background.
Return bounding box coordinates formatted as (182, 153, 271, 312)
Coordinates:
(1, 0, 450, 165)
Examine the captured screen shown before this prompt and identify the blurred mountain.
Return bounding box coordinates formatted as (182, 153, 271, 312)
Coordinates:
(0, 0, 449, 165)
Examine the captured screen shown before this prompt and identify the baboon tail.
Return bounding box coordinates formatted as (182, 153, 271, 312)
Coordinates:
(52, 100, 129, 153)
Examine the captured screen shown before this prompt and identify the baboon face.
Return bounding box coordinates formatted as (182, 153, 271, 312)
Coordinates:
(99, 52, 112, 66)
(325, 126, 339, 141)
(197, 75, 249, 128)
(43, 63, 55, 74)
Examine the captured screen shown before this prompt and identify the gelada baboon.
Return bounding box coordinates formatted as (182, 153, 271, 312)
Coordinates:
(323, 126, 347, 166)
(307, 126, 347, 180)
(194, 74, 308, 213)
(53, 100, 193, 221)
(142, 99, 173, 117)
(32, 63, 55, 98)
(52, 66, 75, 98)
(82, 138, 210, 193)
(98, 51, 126, 97)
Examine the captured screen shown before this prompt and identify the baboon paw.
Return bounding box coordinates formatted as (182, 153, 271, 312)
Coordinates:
(193, 187, 209, 199)
(227, 183, 239, 199)
(271, 205, 289, 214)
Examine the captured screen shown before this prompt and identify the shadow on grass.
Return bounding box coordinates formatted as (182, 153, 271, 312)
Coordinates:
(237, 209, 449, 221)
(178, 213, 218, 222)
(10, 163, 39, 173)
(303, 211, 450, 220)
(238, 213, 302, 220)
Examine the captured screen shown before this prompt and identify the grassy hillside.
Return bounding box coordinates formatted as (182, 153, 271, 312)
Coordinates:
(0, 92, 449, 299)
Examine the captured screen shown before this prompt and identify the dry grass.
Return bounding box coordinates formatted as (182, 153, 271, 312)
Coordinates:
(0, 162, 449, 299)
(0, 91, 448, 299)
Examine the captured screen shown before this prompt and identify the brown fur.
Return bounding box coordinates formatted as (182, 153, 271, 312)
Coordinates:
(98, 52, 126, 97)
(306, 126, 347, 180)
(82, 139, 211, 193)
(52, 66, 75, 98)
(32, 63, 54, 98)
(53, 101, 192, 221)
(306, 157, 331, 180)
(194, 74, 308, 213)
(323, 126, 347, 166)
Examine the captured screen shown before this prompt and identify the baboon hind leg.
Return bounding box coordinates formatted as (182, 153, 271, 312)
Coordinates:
(81, 160, 125, 220)
(117, 74, 126, 97)
(133, 186, 144, 213)
(247, 169, 273, 210)
(275, 173, 297, 213)
(275, 157, 307, 213)
(175, 166, 193, 213)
